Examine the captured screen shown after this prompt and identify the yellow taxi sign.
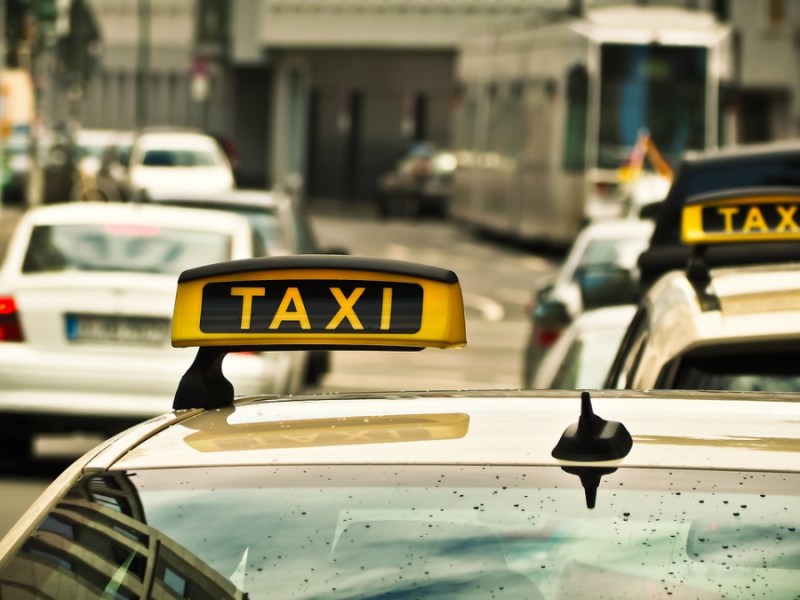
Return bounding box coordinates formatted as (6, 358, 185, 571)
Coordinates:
(172, 255, 466, 350)
(681, 188, 800, 245)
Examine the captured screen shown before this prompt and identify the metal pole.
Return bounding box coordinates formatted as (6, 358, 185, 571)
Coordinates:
(136, 0, 150, 128)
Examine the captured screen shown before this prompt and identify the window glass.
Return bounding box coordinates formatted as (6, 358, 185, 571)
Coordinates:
(598, 44, 707, 169)
(669, 349, 800, 392)
(2, 466, 797, 599)
(579, 237, 649, 271)
(142, 149, 220, 167)
(563, 64, 588, 171)
(22, 224, 232, 275)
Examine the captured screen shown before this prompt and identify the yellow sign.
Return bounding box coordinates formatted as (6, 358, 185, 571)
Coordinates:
(172, 256, 467, 349)
(681, 191, 800, 245)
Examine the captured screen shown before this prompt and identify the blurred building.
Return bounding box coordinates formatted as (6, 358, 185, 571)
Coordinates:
(64, 0, 800, 203)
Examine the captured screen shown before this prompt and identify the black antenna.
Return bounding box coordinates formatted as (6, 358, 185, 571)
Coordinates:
(552, 391, 633, 509)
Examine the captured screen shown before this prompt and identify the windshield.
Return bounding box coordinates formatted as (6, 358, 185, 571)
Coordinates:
(21, 224, 232, 275)
(2, 466, 797, 599)
(597, 44, 707, 169)
(579, 237, 649, 272)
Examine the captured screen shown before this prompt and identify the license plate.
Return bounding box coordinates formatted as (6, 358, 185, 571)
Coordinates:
(65, 314, 170, 345)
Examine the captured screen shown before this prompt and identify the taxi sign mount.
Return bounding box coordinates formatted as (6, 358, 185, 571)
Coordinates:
(172, 255, 467, 409)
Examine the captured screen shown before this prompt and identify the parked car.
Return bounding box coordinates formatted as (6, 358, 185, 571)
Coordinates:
(1, 255, 799, 600)
(607, 187, 800, 391)
(127, 128, 235, 198)
(532, 304, 636, 389)
(375, 142, 456, 218)
(0, 202, 305, 459)
(522, 218, 653, 387)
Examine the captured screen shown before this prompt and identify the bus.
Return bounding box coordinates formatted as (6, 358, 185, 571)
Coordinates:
(449, 4, 734, 246)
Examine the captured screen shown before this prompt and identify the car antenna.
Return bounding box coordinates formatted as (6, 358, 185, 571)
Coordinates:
(552, 391, 633, 509)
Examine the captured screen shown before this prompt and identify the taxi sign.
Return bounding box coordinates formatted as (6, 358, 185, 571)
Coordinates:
(172, 255, 466, 350)
(681, 188, 800, 245)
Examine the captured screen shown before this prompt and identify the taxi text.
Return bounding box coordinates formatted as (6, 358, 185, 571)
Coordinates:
(199, 280, 423, 334)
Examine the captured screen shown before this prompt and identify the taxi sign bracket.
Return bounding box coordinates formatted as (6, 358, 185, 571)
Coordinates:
(173, 347, 233, 410)
(686, 247, 721, 312)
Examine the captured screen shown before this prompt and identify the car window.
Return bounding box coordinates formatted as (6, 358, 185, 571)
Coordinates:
(142, 149, 220, 167)
(1, 466, 797, 599)
(665, 348, 800, 392)
(21, 224, 232, 275)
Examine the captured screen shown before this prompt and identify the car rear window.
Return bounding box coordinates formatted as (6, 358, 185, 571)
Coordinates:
(142, 149, 220, 167)
(1, 466, 797, 599)
(21, 224, 232, 275)
(665, 348, 800, 392)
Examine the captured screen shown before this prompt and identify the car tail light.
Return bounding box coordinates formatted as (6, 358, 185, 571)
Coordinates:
(0, 296, 24, 342)
(594, 181, 617, 198)
(533, 324, 562, 349)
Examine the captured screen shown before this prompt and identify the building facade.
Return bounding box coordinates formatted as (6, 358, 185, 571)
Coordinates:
(63, 0, 800, 204)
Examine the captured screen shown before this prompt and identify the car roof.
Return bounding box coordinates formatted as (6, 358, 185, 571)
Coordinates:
(17, 201, 255, 235)
(638, 262, 800, 371)
(133, 130, 220, 150)
(145, 188, 292, 209)
(87, 390, 800, 473)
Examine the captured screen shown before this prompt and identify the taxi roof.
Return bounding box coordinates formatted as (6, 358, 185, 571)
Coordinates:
(645, 261, 800, 352)
(89, 390, 800, 474)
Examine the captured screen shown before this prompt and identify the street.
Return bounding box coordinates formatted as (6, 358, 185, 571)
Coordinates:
(0, 203, 560, 538)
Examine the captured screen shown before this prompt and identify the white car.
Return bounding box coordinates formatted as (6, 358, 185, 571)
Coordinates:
(0, 202, 303, 459)
(127, 129, 235, 197)
(532, 304, 637, 389)
(522, 218, 654, 387)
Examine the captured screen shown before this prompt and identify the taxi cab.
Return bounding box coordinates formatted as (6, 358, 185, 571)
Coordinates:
(606, 187, 800, 391)
(0, 255, 798, 599)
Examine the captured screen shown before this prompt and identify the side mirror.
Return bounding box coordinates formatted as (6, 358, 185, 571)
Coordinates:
(576, 265, 637, 311)
(533, 296, 571, 325)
